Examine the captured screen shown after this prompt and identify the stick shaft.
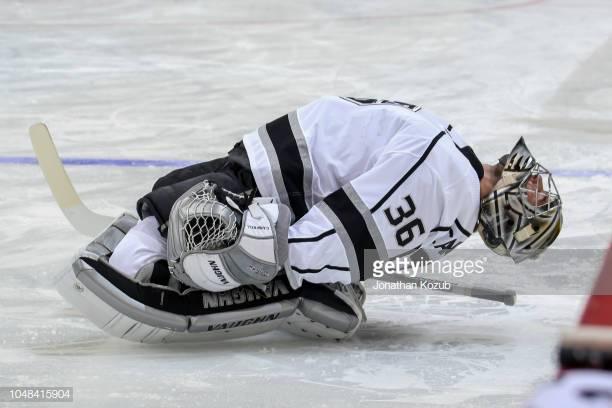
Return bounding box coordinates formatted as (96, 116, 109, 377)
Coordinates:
(381, 275, 516, 306)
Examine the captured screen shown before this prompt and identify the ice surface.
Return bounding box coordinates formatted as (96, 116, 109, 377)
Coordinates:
(1, 0, 611, 406)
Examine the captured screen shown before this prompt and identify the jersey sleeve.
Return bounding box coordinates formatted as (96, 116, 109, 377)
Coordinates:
(287, 141, 445, 285)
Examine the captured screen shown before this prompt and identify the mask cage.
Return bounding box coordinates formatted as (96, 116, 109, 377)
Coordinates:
(517, 163, 562, 220)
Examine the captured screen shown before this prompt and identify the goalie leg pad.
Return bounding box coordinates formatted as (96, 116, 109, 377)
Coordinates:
(281, 282, 366, 340)
(57, 213, 300, 343)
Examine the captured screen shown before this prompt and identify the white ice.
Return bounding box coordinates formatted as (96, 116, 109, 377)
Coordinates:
(1, 0, 611, 407)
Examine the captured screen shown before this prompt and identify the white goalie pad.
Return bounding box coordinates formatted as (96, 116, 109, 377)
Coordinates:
(56, 213, 300, 343)
(281, 282, 367, 341)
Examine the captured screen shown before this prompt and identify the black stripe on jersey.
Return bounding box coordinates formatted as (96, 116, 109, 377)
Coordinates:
(341, 96, 378, 105)
(451, 141, 484, 181)
(371, 131, 446, 213)
(291, 264, 350, 274)
(288, 229, 336, 243)
(324, 188, 376, 281)
(340, 97, 422, 112)
(432, 226, 454, 238)
(445, 124, 484, 180)
(454, 219, 472, 237)
(458, 145, 484, 180)
(266, 115, 309, 219)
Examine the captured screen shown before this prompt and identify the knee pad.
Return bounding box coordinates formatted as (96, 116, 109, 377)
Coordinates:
(56, 213, 300, 343)
(281, 281, 366, 341)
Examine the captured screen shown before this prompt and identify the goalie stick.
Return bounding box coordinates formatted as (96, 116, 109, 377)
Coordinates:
(379, 275, 517, 306)
(29, 123, 114, 236)
(28, 123, 517, 306)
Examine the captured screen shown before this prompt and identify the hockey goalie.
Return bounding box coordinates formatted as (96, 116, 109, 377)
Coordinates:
(55, 96, 563, 342)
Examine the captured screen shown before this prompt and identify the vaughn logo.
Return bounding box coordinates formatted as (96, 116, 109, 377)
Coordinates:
(201, 279, 292, 308)
(207, 313, 281, 331)
(208, 259, 229, 285)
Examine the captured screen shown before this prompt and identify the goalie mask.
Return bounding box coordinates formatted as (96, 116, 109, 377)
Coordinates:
(167, 181, 291, 291)
(478, 137, 562, 263)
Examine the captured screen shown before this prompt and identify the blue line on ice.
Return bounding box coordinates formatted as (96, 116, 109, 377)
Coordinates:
(0, 156, 196, 168)
(1, 156, 611, 177)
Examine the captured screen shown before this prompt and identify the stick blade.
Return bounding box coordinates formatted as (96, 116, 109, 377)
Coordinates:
(29, 123, 114, 236)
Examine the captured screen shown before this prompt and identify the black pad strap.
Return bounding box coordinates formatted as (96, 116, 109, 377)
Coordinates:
(82, 257, 300, 316)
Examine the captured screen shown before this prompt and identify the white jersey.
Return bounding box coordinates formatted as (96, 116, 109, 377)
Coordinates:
(243, 96, 482, 285)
